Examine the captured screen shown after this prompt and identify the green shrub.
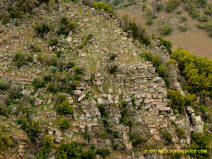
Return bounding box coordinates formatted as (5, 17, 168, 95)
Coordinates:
(179, 16, 187, 23)
(34, 23, 51, 38)
(57, 99, 74, 115)
(0, 105, 7, 116)
(156, 3, 163, 11)
(178, 25, 189, 32)
(168, 90, 185, 113)
(189, 133, 212, 158)
(129, 131, 143, 147)
(47, 82, 58, 92)
(96, 148, 110, 158)
(49, 38, 59, 46)
(0, 131, 13, 151)
(57, 17, 77, 37)
(13, 52, 33, 67)
(17, 116, 41, 143)
(56, 142, 96, 159)
(32, 78, 45, 90)
(36, 148, 49, 159)
(38, 53, 58, 66)
(184, 93, 196, 106)
(160, 130, 172, 144)
(59, 116, 70, 130)
(171, 49, 212, 97)
(159, 25, 173, 35)
(83, 126, 91, 142)
(0, 79, 10, 91)
(198, 15, 208, 22)
(205, 4, 212, 16)
(176, 128, 186, 138)
(185, 4, 200, 19)
(158, 37, 173, 53)
(108, 64, 118, 74)
(146, 18, 153, 25)
(165, 0, 181, 12)
(29, 44, 41, 52)
(200, 105, 207, 113)
(121, 101, 128, 108)
(120, 109, 132, 127)
(7, 85, 22, 100)
(92, 2, 114, 15)
(43, 135, 54, 150)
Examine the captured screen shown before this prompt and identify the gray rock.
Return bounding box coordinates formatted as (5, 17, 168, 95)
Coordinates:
(187, 106, 194, 114)
(158, 107, 170, 112)
(97, 98, 104, 105)
(78, 94, 85, 102)
(74, 90, 81, 95)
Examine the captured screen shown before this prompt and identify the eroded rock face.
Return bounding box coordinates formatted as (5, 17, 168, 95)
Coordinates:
(0, 1, 202, 159)
(187, 106, 204, 133)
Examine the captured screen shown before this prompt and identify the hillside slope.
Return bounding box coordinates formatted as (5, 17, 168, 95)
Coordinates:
(0, 1, 211, 159)
(100, 0, 212, 58)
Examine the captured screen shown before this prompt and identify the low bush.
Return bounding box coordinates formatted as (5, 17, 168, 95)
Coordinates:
(32, 78, 45, 90)
(198, 15, 208, 22)
(108, 64, 118, 74)
(13, 52, 33, 67)
(57, 17, 77, 37)
(56, 142, 96, 159)
(120, 109, 132, 127)
(59, 116, 70, 130)
(159, 25, 173, 35)
(146, 18, 153, 25)
(49, 38, 59, 46)
(176, 128, 186, 138)
(38, 53, 58, 66)
(17, 115, 41, 143)
(0, 105, 7, 116)
(33, 23, 51, 38)
(83, 126, 91, 142)
(0, 130, 13, 151)
(171, 49, 212, 97)
(36, 148, 49, 159)
(96, 148, 110, 158)
(29, 44, 41, 52)
(0, 79, 10, 91)
(156, 3, 163, 11)
(129, 131, 143, 147)
(178, 25, 189, 32)
(205, 4, 212, 16)
(189, 133, 212, 158)
(158, 37, 173, 53)
(168, 90, 185, 113)
(160, 130, 172, 144)
(56, 99, 74, 115)
(185, 3, 200, 19)
(43, 135, 54, 150)
(165, 0, 181, 12)
(123, 21, 151, 45)
(92, 2, 114, 15)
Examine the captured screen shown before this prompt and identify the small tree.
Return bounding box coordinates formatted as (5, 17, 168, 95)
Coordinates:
(59, 116, 70, 130)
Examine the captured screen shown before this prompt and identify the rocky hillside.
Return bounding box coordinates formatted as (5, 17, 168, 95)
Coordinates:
(99, 0, 212, 58)
(0, 0, 211, 159)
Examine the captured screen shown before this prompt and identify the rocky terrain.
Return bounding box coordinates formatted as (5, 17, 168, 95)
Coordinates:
(0, 0, 211, 159)
(101, 0, 212, 58)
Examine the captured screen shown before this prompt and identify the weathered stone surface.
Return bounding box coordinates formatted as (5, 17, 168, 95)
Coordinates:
(158, 107, 170, 112)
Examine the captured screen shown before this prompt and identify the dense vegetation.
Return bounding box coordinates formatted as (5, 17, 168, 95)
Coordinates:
(171, 49, 212, 98)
